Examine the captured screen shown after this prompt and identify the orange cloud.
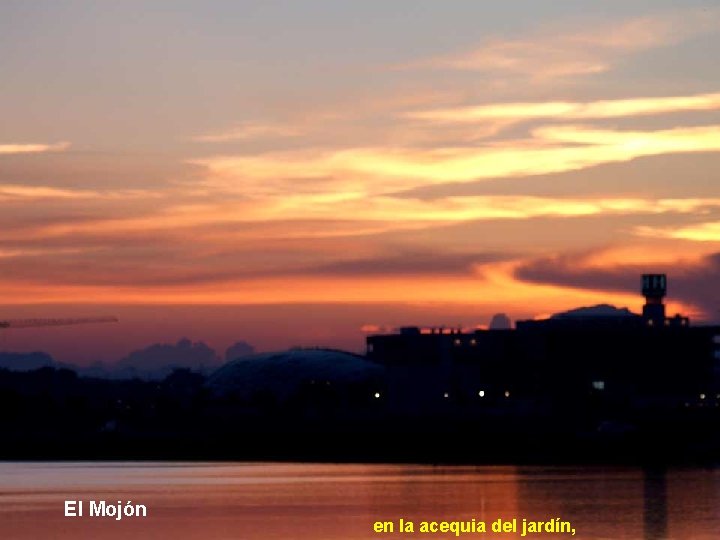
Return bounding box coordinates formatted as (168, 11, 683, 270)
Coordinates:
(190, 124, 720, 197)
(192, 122, 302, 142)
(0, 184, 99, 200)
(0, 247, 85, 259)
(407, 92, 720, 124)
(534, 125, 720, 152)
(0, 184, 162, 201)
(0, 262, 642, 319)
(636, 222, 720, 243)
(8, 195, 719, 244)
(0, 142, 70, 154)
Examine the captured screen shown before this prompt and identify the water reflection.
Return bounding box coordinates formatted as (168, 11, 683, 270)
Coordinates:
(0, 463, 718, 539)
(643, 468, 668, 540)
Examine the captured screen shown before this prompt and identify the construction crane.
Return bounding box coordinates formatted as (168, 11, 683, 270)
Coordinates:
(0, 316, 118, 329)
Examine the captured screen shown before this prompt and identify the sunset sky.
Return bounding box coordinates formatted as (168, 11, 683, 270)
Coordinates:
(2, 1, 720, 362)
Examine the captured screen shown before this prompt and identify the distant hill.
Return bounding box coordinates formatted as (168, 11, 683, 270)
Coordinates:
(0, 337, 257, 380)
(552, 304, 637, 319)
(113, 338, 222, 380)
(225, 340, 255, 361)
(0, 352, 55, 372)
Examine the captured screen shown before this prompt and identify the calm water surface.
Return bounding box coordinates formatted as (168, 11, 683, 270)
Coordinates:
(0, 462, 718, 539)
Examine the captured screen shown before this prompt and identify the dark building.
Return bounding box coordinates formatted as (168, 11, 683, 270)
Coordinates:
(366, 275, 720, 414)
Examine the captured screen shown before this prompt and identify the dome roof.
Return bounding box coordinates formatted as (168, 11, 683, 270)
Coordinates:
(206, 348, 384, 401)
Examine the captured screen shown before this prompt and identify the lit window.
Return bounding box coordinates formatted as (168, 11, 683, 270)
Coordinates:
(454, 339, 461, 346)
(478, 390, 485, 397)
(470, 339, 477, 346)
(443, 392, 449, 398)
(647, 319, 654, 326)
(374, 392, 381, 399)
(592, 380, 605, 391)
(700, 393, 706, 400)
(504, 390, 510, 398)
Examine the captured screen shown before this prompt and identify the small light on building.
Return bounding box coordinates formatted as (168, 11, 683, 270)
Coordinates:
(454, 339, 461, 346)
(470, 339, 477, 346)
(374, 392, 381, 399)
(592, 380, 605, 391)
(700, 393, 706, 400)
(478, 390, 485, 397)
(504, 390, 510, 398)
(443, 392, 449, 398)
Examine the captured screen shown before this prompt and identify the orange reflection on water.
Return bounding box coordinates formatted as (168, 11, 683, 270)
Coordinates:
(0, 462, 718, 539)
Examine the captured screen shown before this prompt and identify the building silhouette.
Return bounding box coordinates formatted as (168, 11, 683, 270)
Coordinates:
(367, 274, 720, 414)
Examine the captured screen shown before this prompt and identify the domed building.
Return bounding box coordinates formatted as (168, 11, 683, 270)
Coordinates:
(206, 348, 385, 405)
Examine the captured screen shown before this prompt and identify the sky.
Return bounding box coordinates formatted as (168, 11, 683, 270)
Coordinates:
(1, 1, 720, 362)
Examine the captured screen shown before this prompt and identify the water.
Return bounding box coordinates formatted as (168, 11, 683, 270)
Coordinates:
(0, 462, 718, 539)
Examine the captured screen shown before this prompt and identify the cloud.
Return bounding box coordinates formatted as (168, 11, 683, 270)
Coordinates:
(403, 9, 720, 79)
(305, 251, 505, 277)
(0, 142, 70, 154)
(406, 92, 720, 124)
(514, 249, 720, 320)
(0, 184, 161, 201)
(0, 247, 85, 259)
(9, 195, 720, 241)
(636, 222, 720, 242)
(0, 184, 101, 200)
(360, 324, 394, 334)
(284, 196, 720, 225)
(0, 239, 507, 288)
(192, 122, 302, 142)
(190, 124, 720, 199)
(515, 252, 648, 294)
(0, 258, 642, 310)
(534, 124, 720, 150)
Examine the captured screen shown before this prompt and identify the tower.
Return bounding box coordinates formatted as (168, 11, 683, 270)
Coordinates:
(641, 274, 666, 326)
